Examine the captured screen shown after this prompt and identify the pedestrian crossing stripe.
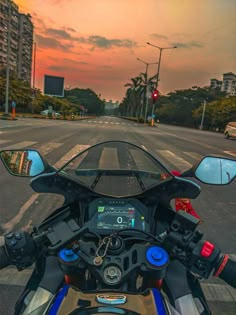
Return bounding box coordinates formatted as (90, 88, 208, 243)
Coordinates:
(34, 142, 64, 156)
(183, 152, 202, 161)
(0, 140, 232, 173)
(2, 141, 38, 150)
(156, 150, 192, 171)
(54, 144, 90, 169)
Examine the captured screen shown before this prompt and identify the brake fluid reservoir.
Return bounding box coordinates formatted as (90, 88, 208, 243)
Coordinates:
(58, 249, 80, 274)
(146, 246, 169, 279)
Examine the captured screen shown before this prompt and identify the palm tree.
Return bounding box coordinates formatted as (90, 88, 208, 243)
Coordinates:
(124, 76, 142, 117)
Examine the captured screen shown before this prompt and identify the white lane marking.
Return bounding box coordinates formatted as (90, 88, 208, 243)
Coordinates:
(105, 122, 109, 124)
(35, 142, 63, 156)
(224, 151, 236, 157)
(99, 121, 103, 123)
(2, 141, 37, 150)
(94, 121, 97, 123)
(54, 144, 90, 169)
(183, 152, 202, 161)
(0, 140, 9, 146)
(2, 194, 39, 231)
(99, 147, 119, 169)
(88, 121, 92, 123)
(110, 122, 114, 124)
(156, 150, 192, 171)
(141, 145, 148, 151)
(115, 122, 120, 125)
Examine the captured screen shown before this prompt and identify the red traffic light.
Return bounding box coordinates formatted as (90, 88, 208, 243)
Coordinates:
(152, 89, 159, 100)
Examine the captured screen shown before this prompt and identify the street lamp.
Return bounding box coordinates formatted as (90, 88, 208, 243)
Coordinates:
(146, 42, 177, 89)
(147, 42, 177, 125)
(200, 100, 206, 130)
(136, 58, 158, 122)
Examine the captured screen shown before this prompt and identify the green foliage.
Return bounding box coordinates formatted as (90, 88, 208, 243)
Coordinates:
(64, 88, 105, 115)
(120, 73, 156, 118)
(192, 96, 236, 130)
(0, 69, 104, 115)
(155, 87, 227, 128)
(0, 73, 32, 112)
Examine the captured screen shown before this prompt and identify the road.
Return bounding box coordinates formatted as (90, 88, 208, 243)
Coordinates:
(0, 116, 235, 314)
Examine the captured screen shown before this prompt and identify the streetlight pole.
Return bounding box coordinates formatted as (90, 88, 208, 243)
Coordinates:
(136, 58, 158, 122)
(147, 42, 177, 125)
(200, 100, 206, 130)
(147, 42, 177, 88)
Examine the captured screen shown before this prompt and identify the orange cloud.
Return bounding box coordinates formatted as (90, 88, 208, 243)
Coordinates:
(13, 0, 236, 101)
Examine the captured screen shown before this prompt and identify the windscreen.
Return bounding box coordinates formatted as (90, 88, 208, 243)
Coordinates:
(58, 141, 171, 197)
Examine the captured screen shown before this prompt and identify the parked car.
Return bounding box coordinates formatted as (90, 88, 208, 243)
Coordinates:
(40, 110, 61, 117)
(224, 122, 236, 139)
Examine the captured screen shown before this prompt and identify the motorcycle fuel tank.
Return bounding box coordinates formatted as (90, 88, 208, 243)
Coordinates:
(47, 286, 167, 315)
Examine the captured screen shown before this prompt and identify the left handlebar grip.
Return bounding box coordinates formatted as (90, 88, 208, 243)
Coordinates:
(0, 246, 10, 270)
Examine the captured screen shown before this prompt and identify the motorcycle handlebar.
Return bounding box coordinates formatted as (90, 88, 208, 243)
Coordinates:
(215, 256, 236, 289)
(0, 246, 10, 270)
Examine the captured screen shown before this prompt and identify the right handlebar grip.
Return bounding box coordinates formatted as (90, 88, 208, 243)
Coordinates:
(0, 246, 10, 270)
(218, 257, 236, 289)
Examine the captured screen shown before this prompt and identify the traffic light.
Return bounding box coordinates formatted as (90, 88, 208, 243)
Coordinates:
(152, 89, 159, 102)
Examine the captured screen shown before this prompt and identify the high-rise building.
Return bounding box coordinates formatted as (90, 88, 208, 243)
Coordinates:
(0, 0, 33, 83)
(210, 72, 236, 96)
(18, 13, 33, 82)
(221, 72, 236, 96)
(0, 0, 19, 72)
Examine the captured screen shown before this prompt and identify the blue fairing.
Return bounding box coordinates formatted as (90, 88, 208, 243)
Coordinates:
(152, 288, 167, 315)
(48, 285, 69, 315)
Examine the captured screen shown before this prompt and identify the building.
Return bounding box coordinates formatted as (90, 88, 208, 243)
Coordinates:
(210, 72, 236, 96)
(210, 78, 222, 89)
(0, 0, 19, 72)
(221, 72, 236, 96)
(17, 13, 33, 82)
(0, 0, 33, 82)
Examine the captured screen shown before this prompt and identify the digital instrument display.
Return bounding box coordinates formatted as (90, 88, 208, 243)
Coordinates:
(96, 204, 145, 230)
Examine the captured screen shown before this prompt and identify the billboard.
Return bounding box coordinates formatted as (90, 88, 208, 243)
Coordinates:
(44, 75, 64, 97)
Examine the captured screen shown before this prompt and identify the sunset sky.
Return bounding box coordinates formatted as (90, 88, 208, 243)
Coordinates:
(15, 0, 236, 101)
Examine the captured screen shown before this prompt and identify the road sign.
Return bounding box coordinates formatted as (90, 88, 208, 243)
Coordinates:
(12, 101, 16, 108)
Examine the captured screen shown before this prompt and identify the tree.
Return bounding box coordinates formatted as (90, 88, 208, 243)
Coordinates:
(193, 96, 236, 130)
(155, 87, 227, 127)
(64, 88, 104, 115)
(123, 73, 156, 118)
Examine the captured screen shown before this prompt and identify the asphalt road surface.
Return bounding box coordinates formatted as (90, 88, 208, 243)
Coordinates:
(0, 116, 235, 314)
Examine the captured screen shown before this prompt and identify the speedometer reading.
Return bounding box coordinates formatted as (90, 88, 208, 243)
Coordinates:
(97, 206, 136, 230)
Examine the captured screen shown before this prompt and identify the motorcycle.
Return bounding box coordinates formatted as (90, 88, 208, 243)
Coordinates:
(0, 141, 235, 315)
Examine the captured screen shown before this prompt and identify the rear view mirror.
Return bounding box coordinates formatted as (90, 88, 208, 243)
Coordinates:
(195, 156, 236, 185)
(0, 150, 46, 177)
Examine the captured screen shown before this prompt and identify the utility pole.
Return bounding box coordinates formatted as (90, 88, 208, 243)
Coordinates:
(136, 58, 157, 122)
(200, 100, 206, 130)
(31, 42, 36, 113)
(4, 0, 12, 115)
(32, 42, 36, 92)
(147, 42, 177, 125)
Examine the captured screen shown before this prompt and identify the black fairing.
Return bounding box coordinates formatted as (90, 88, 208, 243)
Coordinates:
(30, 171, 201, 206)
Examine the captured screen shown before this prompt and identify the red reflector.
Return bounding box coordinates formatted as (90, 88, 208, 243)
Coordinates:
(201, 241, 214, 257)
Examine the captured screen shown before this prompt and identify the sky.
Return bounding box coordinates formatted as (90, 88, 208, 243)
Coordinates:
(15, 0, 236, 102)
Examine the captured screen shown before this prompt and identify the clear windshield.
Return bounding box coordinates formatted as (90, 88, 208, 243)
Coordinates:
(58, 141, 172, 197)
